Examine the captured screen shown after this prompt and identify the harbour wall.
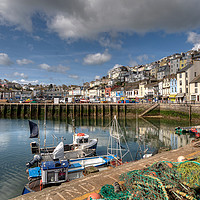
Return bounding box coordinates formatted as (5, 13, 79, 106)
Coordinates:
(0, 103, 150, 119)
(0, 103, 200, 121)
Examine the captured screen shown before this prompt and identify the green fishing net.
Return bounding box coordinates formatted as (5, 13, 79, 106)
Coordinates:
(100, 160, 200, 200)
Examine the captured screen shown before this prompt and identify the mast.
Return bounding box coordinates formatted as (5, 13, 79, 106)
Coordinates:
(44, 101, 46, 148)
(107, 115, 133, 163)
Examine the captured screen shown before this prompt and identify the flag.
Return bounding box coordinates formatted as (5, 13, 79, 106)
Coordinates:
(29, 120, 39, 138)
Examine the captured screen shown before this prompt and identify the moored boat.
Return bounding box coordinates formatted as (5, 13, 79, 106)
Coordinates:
(27, 120, 98, 166)
(22, 154, 116, 195)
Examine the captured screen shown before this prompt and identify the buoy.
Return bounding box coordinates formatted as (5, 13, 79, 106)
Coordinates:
(166, 162, 173, 168)
(177, 156, 185, 162)
(87, 193, 101, 200)
(77, 133, 85, 136)
(40, 179, 43, 191)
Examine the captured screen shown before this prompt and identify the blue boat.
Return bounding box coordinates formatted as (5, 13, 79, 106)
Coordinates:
(22, 155, 116, 195)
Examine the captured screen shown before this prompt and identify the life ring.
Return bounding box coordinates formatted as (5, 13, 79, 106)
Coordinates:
(40, 179, 43, 191)
(77, 133, 85, 136)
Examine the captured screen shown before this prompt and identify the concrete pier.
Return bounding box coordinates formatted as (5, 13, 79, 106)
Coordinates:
(13, 143, 200, 200)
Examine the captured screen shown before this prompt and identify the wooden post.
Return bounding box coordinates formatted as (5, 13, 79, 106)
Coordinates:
(189, 105, 191, 122)
(87, 104, 90, 116)
(109, 104, 112, 118)
(30, 104, 32, 118)
(16, 103, 19, 118)
(10, 104, 12, 118)
(124, 104, 126, 116)
(66, 104, 68, 117)
(23, 104, 25, 118)
(37, 104, 39, 119)
(58, 104, 61, 119)
(94, 105, 97, 118)
(116, 104, 119, 117)
(73, 104, 75, 118)
(80, 104, 82, 117)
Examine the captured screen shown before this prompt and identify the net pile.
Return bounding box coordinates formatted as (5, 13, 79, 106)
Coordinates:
(100, 161, 200, 200)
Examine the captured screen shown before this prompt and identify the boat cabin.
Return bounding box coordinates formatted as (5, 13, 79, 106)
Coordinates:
(73, 133, 89, 145)
(41, 160, 69, 185)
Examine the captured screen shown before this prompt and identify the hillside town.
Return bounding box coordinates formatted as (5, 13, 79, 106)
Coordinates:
(1, 49, 200, 104)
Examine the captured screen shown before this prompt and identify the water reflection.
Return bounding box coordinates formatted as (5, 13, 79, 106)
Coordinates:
(0, 117, 194, 200)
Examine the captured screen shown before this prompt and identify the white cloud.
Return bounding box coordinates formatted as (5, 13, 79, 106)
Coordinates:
(16, 58, 34, 65)
(187, 32, 200, 51)
(137, 54, 149, 63)
(83, 50, 111, 65)
(0, 53, 13, 66)
(68, 74, 79, 79)
(39, 63, 70, 73)
(13, 72, 28, 79)
(13, 79, 39, 84)
(95, 75, 100, 80)
(1, 0, 200, 41)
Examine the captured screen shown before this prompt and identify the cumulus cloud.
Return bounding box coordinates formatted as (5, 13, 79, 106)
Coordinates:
(13, 72, 28, 79)
(1, 0, 200, 41)
(68, 74, 79, 79)
(0, 53, 13, 66)
(137, 54, 149, 63)
(38, 63, 70, 73)
(13, 79, 39, 84)
(95, 75, 100, 80)
(187, 32, 200, 51)
(83, 50, 111, 65)
(16, 58, 34, 65)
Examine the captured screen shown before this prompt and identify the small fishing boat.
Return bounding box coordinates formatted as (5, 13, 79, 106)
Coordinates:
(22, 159, 69, 195)
(175, 125, 200, 138)
(22, 155, 116, 195)
(27, 120, 98, 166)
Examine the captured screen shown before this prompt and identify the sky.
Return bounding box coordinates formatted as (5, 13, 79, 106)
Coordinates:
(1, 0, 200, 86)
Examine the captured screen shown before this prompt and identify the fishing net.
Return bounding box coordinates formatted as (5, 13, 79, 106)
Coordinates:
(100, 160, 200, 200)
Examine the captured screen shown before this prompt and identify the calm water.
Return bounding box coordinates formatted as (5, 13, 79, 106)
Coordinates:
(0, 117, 194, 199)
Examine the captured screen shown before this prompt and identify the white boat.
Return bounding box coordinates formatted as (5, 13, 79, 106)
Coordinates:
(27, 120, 98, 166)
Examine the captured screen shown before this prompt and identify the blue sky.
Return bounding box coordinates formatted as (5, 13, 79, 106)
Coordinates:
(0, 0, 200, 86)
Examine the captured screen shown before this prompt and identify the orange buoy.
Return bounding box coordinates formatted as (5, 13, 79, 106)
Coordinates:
(166, 162, 173, 168)
(77, 133, 85, 136)
(177, 156, 185, 162)
(40, 179, 43, 191)
(87, 193, 101, 200)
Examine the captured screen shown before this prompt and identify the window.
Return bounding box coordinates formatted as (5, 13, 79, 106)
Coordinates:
(180, 80, 182, 86)
(180, 88, 182, 93)
(195, 72, 197, 77)
(186, 88, 188, 93)
(195, 82, 198, 87)
(179, 73, 182, 78)
(186, 72, 188, 78)
(172, 88, 173, 92)
(195, 88, 198, 93)
(175, 88, 177, 92)
(186, 80, 188, 86)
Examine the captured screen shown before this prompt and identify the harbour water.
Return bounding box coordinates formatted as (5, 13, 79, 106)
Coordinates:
(0, 117, 194, 200)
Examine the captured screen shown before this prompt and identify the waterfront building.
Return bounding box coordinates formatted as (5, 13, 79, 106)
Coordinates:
(125, 84, 139, 99)
(162, 75, 170, 102)
(177, 60, 200, 102)
(189, 74, 200, 102)
(158, 80, 163, 101)
(169, 74, 177, 103)
(157, 65, 170, 80)
(170, 54, 181, 75)
(150, 62, 159, 79)
(144, 82, 158, 101)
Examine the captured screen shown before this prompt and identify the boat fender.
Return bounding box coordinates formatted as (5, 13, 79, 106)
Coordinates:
(40, 179, 43, 191)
